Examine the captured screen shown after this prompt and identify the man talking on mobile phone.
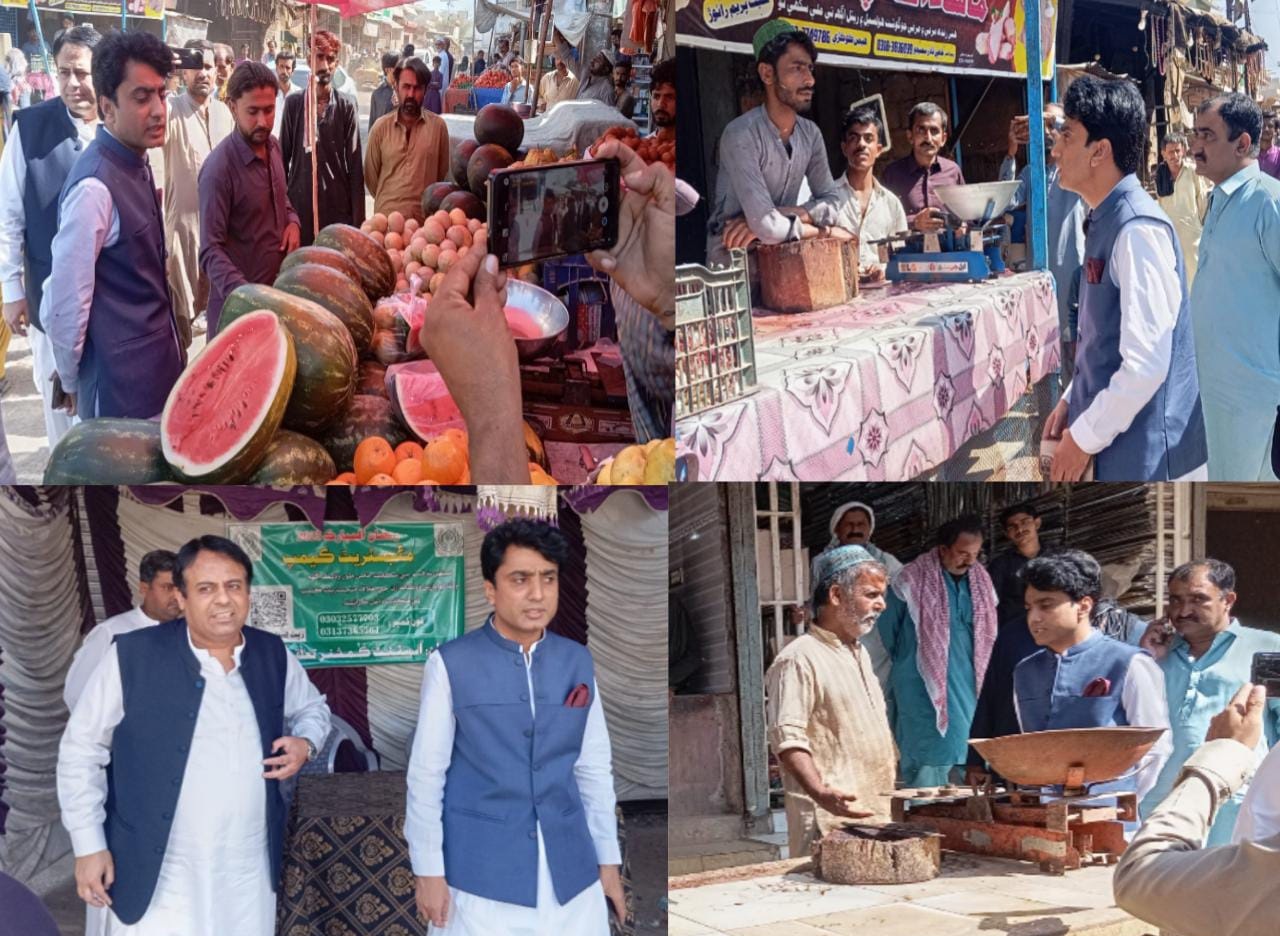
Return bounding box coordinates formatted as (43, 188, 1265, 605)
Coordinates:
(56, 535, 331, 935)
(1137, 558, 1280, 843)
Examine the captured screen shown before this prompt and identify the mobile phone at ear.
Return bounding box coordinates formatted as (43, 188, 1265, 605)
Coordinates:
(486, 157, 620, 269)
(1251, 652, 1280, 697)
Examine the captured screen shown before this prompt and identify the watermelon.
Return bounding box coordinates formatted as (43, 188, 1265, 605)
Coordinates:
(249, 430, 337, 485)
(386, 361, 465, 443)
(319, 394, 409, 472)
(274, 263, 375, 357)
(219, 284, 358, 434)
(315, 224, 396, 302)
(43, 418, 173, 484)
(160, 310, 296, 483)
(279, 245, 362, 283)
(357, 361, 388, 398)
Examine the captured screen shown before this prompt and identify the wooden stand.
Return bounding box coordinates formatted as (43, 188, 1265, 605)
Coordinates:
(815, 823, 942, 885)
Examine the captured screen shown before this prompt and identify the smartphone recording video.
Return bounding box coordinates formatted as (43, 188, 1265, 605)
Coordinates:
(487, 158, 620, 269)
(1252, 652, 1280, 697)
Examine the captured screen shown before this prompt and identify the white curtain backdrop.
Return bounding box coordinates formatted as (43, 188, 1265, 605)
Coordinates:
(0, 488, 84, 886)
(582, 491, 669, 800)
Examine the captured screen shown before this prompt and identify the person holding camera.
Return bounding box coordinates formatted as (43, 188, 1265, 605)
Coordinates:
(1115, 682, 1280, 936)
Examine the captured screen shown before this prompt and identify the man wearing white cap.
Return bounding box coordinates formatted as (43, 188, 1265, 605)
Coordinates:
(810, 501, 902, 690)
(765, 545, 898, 858)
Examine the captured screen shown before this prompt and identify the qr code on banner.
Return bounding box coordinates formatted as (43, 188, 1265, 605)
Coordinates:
(249, 586, 304, 641)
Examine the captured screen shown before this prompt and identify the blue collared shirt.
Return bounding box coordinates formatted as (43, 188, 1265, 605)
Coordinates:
(1140, 618, 1280, 844)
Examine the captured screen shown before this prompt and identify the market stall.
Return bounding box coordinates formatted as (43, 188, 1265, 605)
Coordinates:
(0, 483, 668, 934)
(674, 0, 1061, 481)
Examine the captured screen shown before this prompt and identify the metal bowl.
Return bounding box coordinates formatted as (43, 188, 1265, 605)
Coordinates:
(934, 181, 1022, 223)
(969, 727, 1167, 787)
(505, 279, 570, 361)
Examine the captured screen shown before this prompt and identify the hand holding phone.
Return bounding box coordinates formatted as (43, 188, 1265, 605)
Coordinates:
(584, 140, 675, 324)
(487, 158, 620, 269)
(1252, 652, 1280, 698)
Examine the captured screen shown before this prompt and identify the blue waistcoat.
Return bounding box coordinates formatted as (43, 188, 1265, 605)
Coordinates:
(13, 99, 84, 332)
(105, 620, 288, 925)
(57, 126, 182, 419)
(1014, 630, 1140, 733)
(1068, 174, 1208, 480)
(436, 619, 602, 907)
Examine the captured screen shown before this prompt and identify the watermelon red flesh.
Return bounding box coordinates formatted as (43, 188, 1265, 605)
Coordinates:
(386, 361, 465, 441)
(161, 310, 296, 483)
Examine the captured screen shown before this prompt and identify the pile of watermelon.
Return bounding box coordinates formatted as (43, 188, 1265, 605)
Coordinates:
(44, 222, 548, 486)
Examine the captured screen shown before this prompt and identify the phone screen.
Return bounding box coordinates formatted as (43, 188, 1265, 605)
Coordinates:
(1252, 652, 1280, 697)
(487, 158, 620, 269)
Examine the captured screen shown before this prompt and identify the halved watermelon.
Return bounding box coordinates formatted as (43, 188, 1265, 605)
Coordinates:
(161, 310, 297, 482)
(385, 360, 466, 442)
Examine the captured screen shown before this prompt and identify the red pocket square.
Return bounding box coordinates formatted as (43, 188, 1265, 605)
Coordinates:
(1082, 677, 1111, 698)
(565, 684, 591, 708)
(1085, 257, 1106, 285)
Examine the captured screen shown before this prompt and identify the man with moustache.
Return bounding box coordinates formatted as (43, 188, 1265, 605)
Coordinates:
(765, 546, 898, 858)
(876, 515, 998, 787)
(199, 61, 300, 336)
(1137, 559, 1280, 844)
(804, 104, 908, 282)
(365, 57, 449, 222)
(1040, 75, 1207, 482)
(1010, 550, 1171, 812)
(160, 39, 232, 347)
(0, 24, 101, 446)
(882, 101, 966, 233)
(280, 29, 364, 245)
(270, 49, 295, 139)
(1186, 93, 1280, 480)
(57, 535, 331, 935)
(575, 49, 617, 107)
(407, 520, 625, 934)
(44, 30, 184, 422)
(1155, 132, 1209, 286)
(705, 20, 840, 268)
(986, 502, 1043, 628)
(213, 43, 233, 101)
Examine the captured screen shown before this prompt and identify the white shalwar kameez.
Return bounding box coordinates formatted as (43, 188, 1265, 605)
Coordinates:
(57, 629, 331, 936)
(405, 639, 622, 936)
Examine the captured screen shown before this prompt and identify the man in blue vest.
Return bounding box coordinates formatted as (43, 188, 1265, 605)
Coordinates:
(56, 534, 331, 934)
(0, 24, 101, 446)
(43, 29, 184, 421)
(1041, 75, 1208, 482)
(1011, 549, 1170, 810)
(405, 519, 625, 934)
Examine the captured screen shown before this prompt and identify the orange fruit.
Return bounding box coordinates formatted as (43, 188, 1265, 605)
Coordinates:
(392, 458, 424, 484)
(422, 437, 467, 483)
(366, 473, 397, 485)
(328, 472, 358, 485)
(395, 440, 425, 462)
(354, 436, 396, 483)
(441, 427, 468, 455)
(458, 464, 471, 483)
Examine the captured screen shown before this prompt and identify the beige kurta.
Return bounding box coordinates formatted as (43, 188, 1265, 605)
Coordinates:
(765, 624, 898, 858)
(1157, 160, 1210, 287)
(161, 92, 233, 346)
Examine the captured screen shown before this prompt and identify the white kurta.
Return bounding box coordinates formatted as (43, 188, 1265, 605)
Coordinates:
(64, 606, 160, 711)
(56, 628, 331, 936)
(404, 637, 622, 936)
(1156, 161, 1209, 286)
(160, 92, 233, 337)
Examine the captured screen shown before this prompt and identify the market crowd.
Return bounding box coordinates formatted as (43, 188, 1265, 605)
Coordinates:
(705, 18, 1280, 482)
(0, 24, 676, 483)
(766, 500, 1280, 933)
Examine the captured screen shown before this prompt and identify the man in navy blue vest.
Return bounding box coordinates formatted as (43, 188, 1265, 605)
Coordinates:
(43, 30, 183, 421)
(56, 534, 331, 935)
(405, 519, 625, 934)
(1011, 550, 1171, 810)
(1041, 75, 1208, 481)
(0, 25, 101, 446)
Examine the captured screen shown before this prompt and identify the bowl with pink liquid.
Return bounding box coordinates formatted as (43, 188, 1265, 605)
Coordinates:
(505, 280, 570, 361)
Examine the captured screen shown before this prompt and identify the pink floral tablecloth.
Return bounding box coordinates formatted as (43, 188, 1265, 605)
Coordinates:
(675, 271, 1059, 480)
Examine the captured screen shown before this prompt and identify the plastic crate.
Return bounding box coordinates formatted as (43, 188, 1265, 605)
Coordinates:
(542, 255, 617, 348)
(675, 249, 757, 418)
(472, 87, 504, 109)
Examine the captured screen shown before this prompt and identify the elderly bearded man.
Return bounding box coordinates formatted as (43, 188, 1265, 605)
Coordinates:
(406, 519, 625, 934)
(56, 535, 332, 935)
(766, 546, 897, 858)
